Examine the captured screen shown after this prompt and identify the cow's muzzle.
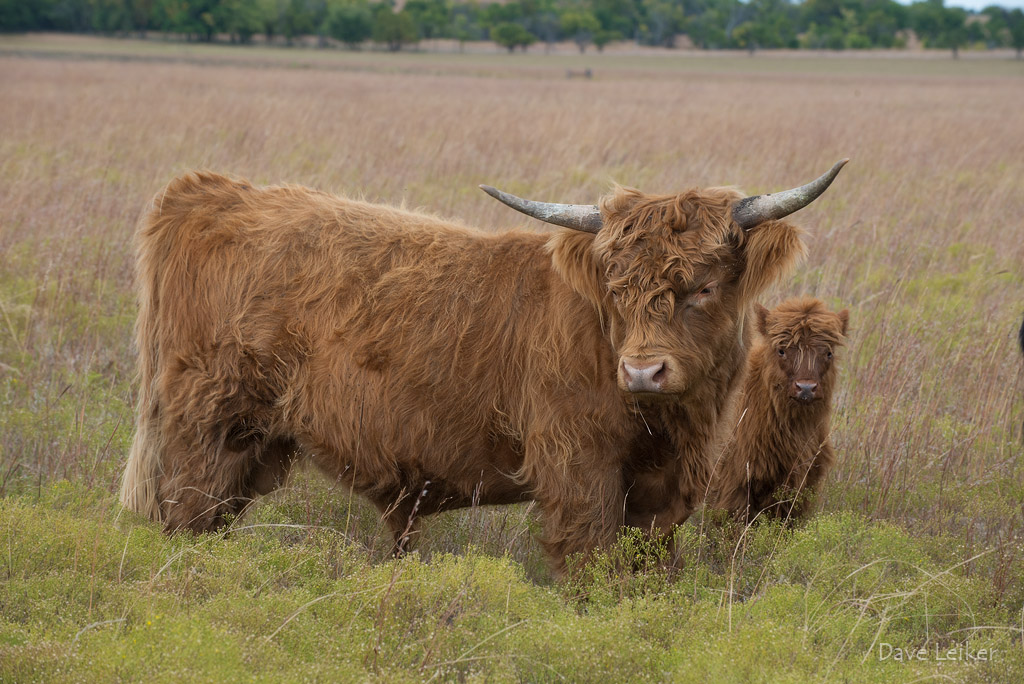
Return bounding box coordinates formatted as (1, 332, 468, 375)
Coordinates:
(620, 356, 670, 394)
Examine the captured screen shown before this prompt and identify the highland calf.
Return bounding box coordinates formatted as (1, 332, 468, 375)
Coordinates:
(120, 162, 846, 573)
(710, 297, 849, 524)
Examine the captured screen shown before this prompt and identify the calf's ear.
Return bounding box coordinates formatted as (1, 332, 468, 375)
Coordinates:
(755, 304, 770, 337)
(837, 309, 850, 336)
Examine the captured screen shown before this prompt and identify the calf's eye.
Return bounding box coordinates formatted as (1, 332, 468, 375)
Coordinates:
(777, 348, 786, 358)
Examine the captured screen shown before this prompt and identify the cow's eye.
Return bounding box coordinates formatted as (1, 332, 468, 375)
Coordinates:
(691, 281, 718, 305)
(777, 348, 786, 357)
(826, 350, 833, 360)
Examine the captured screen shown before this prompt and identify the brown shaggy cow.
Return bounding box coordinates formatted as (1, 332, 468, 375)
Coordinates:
(709, 296, 849, 524)
(120, 162, 845, 573)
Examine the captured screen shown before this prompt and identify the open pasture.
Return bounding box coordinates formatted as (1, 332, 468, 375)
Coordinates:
(1, 37, 1023, 681)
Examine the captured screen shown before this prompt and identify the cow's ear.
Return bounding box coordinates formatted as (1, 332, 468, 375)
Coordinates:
(547, 230, 606, 309)
(755, 304, 770, 336)
(837, 309, 850, 336)
(738, 219, 807, 303)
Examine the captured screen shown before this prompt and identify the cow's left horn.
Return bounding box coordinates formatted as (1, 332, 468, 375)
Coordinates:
(731, 159, 849, 231)
(480, 185, 603, 234)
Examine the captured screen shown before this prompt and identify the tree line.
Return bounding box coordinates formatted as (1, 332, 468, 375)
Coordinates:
(2, 0, 1023, 57)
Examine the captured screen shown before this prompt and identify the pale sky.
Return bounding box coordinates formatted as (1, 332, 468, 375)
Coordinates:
(936, 0, 1024, 10)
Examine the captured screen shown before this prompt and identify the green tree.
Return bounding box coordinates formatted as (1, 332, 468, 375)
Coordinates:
(593, 28, 623, 50)
(404, 0, 447, 41)
(560, 9, 600, 52)
(91, 0, 132, 34)
(910, 0, 967, 58)
(491, 21, 536, 51)
(326, 0, 372, 47)
(681, 0, 734, 49)
(373, 7, 417, 51)
(215, 0, 265, 43)
(1008, 8, 1024, 58)
(280, 0, 316, 44)
(591, 0, 636, 37)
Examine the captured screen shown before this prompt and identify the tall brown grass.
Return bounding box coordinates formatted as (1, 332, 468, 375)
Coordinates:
(1, 46, 1021, 587)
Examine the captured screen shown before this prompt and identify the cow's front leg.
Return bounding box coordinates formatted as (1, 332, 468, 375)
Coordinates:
(525, 434, 625, 578)
(623, 438, 713, 537)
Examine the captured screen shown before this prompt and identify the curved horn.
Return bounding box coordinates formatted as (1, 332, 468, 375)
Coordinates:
(479, 185, 603, 234)
(731, 159, 849, 231)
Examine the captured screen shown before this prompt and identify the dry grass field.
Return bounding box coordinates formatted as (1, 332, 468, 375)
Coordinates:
(1, 35, 1023, 682)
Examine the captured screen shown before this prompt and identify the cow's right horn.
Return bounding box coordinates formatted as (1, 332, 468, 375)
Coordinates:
(731, 159, 848, 230)
(480, 185, 603, 234)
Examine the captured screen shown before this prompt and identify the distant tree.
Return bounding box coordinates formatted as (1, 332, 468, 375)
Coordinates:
(640, 0, 683, 47)
(373, 7, 417, 51)
(682, 0, 733, 49)
(129, 0, 156, 36)
(910, 0, 967, 58)
(528, 2, 562, 51)
(91, 0, 133, 34)
(0, 0, 39, 31)
(980, 6, 1009, 48)
(280, 0, 316, 44)
(591, 0, 636, 37)
(215, 0, 265, 43)
(593, 28, 623, 51)
(326, 0, 372, 48)
(256, 0, 286, 43)
(449, 10, 477, 51)
(404, 0, 447, 42)
(1009, 8, 1024, 58)
(155, 0, 219, 41)
(861, 1, 906, 48)
(491, 21, 536, 52)
(561, 9, 600, 52)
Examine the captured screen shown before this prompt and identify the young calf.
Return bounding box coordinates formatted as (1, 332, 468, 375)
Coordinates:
(710, 297, 849, 523)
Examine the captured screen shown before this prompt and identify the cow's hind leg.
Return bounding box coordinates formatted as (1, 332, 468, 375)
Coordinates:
(374, 486, 430, 557)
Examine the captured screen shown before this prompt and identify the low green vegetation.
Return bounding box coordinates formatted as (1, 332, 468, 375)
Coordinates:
(2, 481, 1022, 682)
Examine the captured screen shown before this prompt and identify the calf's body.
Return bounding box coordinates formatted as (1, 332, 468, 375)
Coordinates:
(711, 297, 848, 523)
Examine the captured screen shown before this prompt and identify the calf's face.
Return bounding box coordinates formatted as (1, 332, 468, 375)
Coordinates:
(756, 301, 849, 404)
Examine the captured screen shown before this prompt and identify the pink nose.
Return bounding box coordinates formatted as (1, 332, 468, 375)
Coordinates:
(621, 358, 667, 393)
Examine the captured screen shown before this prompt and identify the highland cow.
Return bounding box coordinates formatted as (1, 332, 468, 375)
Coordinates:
(710, 297, 849, 524)
(120, 162, 846, 572)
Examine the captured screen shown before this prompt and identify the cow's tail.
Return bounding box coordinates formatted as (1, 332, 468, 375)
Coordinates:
(119, 180, 183, 524)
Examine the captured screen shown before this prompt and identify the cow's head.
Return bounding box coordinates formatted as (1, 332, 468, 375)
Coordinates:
(755, 297, 849, 404)
(481, 161, 846, 398)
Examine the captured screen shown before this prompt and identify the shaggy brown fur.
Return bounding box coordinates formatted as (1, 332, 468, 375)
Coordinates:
(120, 172, 806, 573)
(710, 297, 849, 524)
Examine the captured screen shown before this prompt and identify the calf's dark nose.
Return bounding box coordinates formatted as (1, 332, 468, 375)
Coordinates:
(795, 381, 818, 402)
